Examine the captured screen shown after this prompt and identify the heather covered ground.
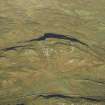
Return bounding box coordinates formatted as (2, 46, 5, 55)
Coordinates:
(0, 0, 105, 105)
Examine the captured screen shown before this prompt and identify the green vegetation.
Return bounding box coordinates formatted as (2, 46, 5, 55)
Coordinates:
(0, 0, 105, 105)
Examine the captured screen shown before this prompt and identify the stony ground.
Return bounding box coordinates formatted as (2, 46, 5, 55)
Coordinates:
(0, 0, 105, 105)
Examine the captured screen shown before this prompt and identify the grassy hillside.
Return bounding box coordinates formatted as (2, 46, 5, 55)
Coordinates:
(0, 0, 105, 105)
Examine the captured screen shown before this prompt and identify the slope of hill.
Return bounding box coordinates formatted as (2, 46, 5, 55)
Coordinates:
(0, 0, 105, 105)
